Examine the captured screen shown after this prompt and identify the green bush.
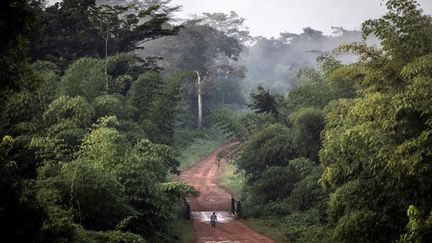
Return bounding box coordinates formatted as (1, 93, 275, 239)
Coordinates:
(237, 123, 298, 177)
(93, 95, 125, 119)
(77, 229, 146, 243)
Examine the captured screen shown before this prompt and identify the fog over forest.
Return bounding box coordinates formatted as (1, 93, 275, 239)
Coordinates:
(100, 0, 379, 94)
(141, 18, 376, 95)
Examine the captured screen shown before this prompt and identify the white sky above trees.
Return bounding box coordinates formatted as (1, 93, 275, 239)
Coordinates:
(170, 0, 432, 37)
(47, 0, 432, 38)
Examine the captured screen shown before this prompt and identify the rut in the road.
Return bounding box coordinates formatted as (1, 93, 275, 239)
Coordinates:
(179, 144, 274, 243)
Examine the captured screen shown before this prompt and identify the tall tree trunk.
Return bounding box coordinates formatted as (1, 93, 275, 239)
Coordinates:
(222, 69, 230, 105)
(196, 71, 203, 129)
(105, 25, 109, 91)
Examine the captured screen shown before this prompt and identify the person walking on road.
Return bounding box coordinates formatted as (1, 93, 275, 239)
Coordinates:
(210, 212, 217, 228)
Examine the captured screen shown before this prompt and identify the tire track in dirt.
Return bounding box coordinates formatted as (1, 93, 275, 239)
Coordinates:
(179, 144, 274, 243)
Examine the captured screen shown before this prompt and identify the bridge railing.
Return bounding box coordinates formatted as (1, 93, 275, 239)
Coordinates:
(183, 198, 191, 219)
(184, 196, 241, 220)
(231, 196, 242, 218)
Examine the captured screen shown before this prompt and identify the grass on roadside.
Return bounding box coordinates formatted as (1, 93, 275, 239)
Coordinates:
(177, 129, 225, 171)
(218, 161, 245, 199)
(179, 219, 196, 243)
(218, 162, 285, 242)
(240, 218, 287, 243)
(217, 162, 287, 242)
(240, 209, 332, 243)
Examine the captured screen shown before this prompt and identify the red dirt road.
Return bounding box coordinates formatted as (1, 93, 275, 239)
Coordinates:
(179, 144, 274, 243)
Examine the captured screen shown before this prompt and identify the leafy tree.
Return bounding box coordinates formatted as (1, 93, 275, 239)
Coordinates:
(144, 77, 181, 145)
(30, 0, 180, 68)
(199, 11, 251, 44)
(0, 0, 37, 98)
(37, 117, 131, 231)
(248, 86, 281, 118)
(0, 135, 45, 242)
(0, 6, 51, 239)
(40, 95, 93, 159)
(288, 162, 326, 212)
(32, 61, 62, 109)
(127, 71, 162, 119)
(0, 90, 44, 180)
(60, 162, 134, 230)
(207, 108, 246, 139)
(282, 82, 331, 116)
(35, 115, 195, 241)
(125, 70, 182, 145)
(237, 123, 298, 179)
(105, 53, 138, 96)
(116, 139, 194, 241)
(0, 90, 42, 136)
(280, 54, 355, 120)
(320, 1, 432, 241)
(248, 166, 300, 204)
(398, 205, 432, 242)
(361, 0, 432, 63)
(291, 107, 325, 163)
(92, 95, 125, 119)
(97, 0, 178, 15)
(58, 58, 108, 101)
(44, 96, 94, 128)
(1, 0, 195, 241)
(141, 19, 245, 128)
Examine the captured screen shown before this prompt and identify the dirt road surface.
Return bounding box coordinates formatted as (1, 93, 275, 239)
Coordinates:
(179, 144, 274, 243)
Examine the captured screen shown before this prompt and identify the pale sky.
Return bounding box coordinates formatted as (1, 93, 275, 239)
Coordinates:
(170, 0, 432, 38)
(46, 0, 432, 38)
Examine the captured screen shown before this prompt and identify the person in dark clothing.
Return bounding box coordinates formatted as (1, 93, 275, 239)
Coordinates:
(210, 212, 217, 228)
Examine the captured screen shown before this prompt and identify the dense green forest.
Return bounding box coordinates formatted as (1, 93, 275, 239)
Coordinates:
(0, 0, 212, 242)
(214, 0, 432, 242)
(1, 0, 432, 242)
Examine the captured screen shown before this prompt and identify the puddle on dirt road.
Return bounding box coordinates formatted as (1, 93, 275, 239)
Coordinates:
(200, 236, 240, 243)
(191, 211, 234, 223)
(203, 241, 240, 243)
